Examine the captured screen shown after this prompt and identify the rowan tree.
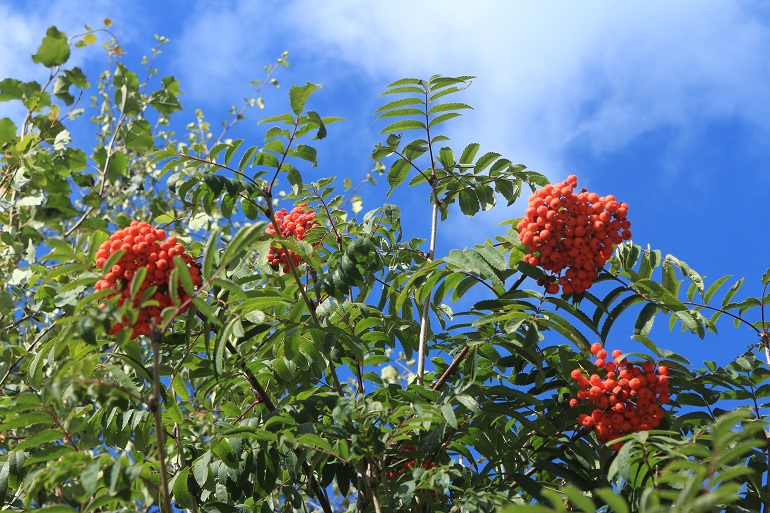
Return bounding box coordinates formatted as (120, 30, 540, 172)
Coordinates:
(1, 22, 770, 513)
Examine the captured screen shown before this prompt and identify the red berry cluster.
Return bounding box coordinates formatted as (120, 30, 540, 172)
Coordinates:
(95, 221, 203, 339)
(516, 175, 631, 295)
(386, 445, 438, 498)
(265, 203, 319, 273)
(569, 342, 670, 450)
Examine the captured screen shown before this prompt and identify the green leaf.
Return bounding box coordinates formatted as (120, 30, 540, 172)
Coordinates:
(428, 112, 462, 128)
(440, 403, 457, 428)
(13, 428, 65, 451)
(437, 147, 455, 170)
(306, 110, 327, 139)
(172, 466, 195, 509)
(124, 119, 154, 151)
(202, 228, 220, 280)
(374, 97, 424, 114)
(459, 142, 480, 165)
(428, 102, 472, 114)
(704, 275, 732, 304)
(193, 452, 212, 487)
(595, 488, 629, 513)
(0, 117, 18, 146)
(224, 139, 243, 166)
(458, 188, 480, 216)
(721, 278, 743, 308)
(288, 144, 318, 166)
(380, 85, 425, 96)
(634, 302, 657, 336)
(476, 184, 496, 211)
(32, 26, 70, 67)
(221, 223, 267, 268)
(376, 107, 424, 119)
(386, 158, 411, 197)
(0, 461, 8, 502)
(289, 82, 320, 115)
(0, 412, 52, 430)
(173, 256, 194, 296)
(380, 119, 426, 135)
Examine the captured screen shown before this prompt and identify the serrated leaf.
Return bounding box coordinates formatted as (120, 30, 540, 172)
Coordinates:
(380, 119, 426, 135)
(0, 412, 52, 430)
(172, 466, 194, 509)
(458, 188, 479, 216)
(721, 278, 744, 308)
(428, 102, 472, 114)
(374, 97, 424, 114)
(238, 145, 258, 170)
(193, 452, 212, 487)
(288, 144, 317, 166)
(428, 111, 462, 128)
(306, 110, 327, 139)
(459, 142, 480, 165)
(386, 158, 410, 197)
(289, 82, 320, 115)
(380, 85, 425, 96)
(440, 403, 457, 428)
(634, 302, 657, 336)
(376, 107, 424, 119)
(703, 275, 731, 304)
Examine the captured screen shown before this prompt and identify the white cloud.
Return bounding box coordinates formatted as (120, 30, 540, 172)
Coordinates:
(0, 0, 136, 120)
(278, 1, 770, 172)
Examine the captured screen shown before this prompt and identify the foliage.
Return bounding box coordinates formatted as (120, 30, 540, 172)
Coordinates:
(1, 23, 770, 513)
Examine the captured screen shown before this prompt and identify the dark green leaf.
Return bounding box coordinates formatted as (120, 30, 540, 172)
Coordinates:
(458, 188, 480, 216)
(634, 302, 657, 336)
(172, 466, 194, 509)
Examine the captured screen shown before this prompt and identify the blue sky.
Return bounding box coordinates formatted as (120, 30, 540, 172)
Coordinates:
(2, 0, 770, 367)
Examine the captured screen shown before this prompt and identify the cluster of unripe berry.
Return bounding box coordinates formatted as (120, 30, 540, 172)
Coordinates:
(265, 203, 319, 273)
(95, 221, 203, 339)
(517, 175, 631, 295)
(570, 342, 670, 450)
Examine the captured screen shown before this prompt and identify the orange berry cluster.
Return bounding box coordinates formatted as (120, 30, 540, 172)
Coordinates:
(265, 203, 319, 273)
(516, 175, 631, 295)
(570, 342, 670, 450)
(95, 221, 203, 339)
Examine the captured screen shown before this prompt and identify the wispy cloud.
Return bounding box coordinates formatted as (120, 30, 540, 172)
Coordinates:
(283, 1, 770, 166)
(0, 0, 138, 120)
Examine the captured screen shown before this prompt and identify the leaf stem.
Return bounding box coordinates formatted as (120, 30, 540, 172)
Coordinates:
(417, 85, 439, 384)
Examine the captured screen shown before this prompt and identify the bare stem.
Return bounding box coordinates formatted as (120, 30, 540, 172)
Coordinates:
(150, 325, 173, 513)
